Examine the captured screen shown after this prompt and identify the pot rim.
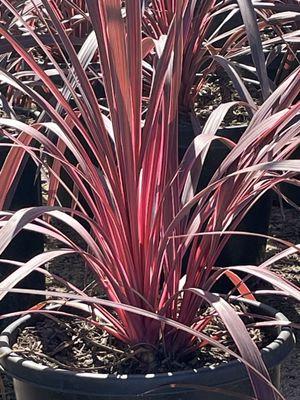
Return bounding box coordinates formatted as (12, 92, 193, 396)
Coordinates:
(0, 297, 294, 382)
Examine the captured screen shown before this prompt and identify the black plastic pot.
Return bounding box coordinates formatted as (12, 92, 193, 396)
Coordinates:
(0, 140, 44, 326)
(279, 146, 300, 207)
(230, 49, 300, 84)
(206, 11, 243, 48)
(0, 299, 294, 400)
(54, 77, 105, 228)
(267, 49, 300, 83)
(178, 119, 273, 271)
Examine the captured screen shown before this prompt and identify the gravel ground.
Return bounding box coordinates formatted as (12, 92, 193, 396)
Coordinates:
(0, 205, 299, 399)
(264, 206, 300, 400)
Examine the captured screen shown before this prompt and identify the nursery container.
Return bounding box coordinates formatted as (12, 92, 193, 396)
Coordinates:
(0, 299, 294, 400)
(178, 119, 273, 271)
(267, 49, 300, 83)
(205, 11, 243, 47)
(230, 49, 300, 83)
(0, 140, 44, 325)
(279, 146, 300, 207)
(56, 75, 105, 214)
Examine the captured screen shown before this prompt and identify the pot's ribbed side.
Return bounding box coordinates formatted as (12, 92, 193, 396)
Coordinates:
(0, 300, 295, 400)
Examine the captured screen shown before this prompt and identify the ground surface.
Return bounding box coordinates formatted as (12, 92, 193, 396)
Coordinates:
(264, 206, 300, 400)
(0, 205, 299, 399)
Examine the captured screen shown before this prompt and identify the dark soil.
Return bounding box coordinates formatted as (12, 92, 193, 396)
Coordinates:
(11, 304, 270, 375)
(195, 73, 261, 126)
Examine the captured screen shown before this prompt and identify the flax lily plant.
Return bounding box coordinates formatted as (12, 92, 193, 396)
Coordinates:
(0, 1, 299, 399)
(142, 0, 300, 111)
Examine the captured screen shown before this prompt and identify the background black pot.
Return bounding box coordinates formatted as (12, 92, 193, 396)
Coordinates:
(0, 140, 44, 327)
(206, 10, 243, 48)
(178, 118, 273, 276)
(278, 146, 300, 207)
(230, 49, 300, 85)
(53, 76, 106, 229)
(0, 299, 294, 400)
(267, 49, 300, 84)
